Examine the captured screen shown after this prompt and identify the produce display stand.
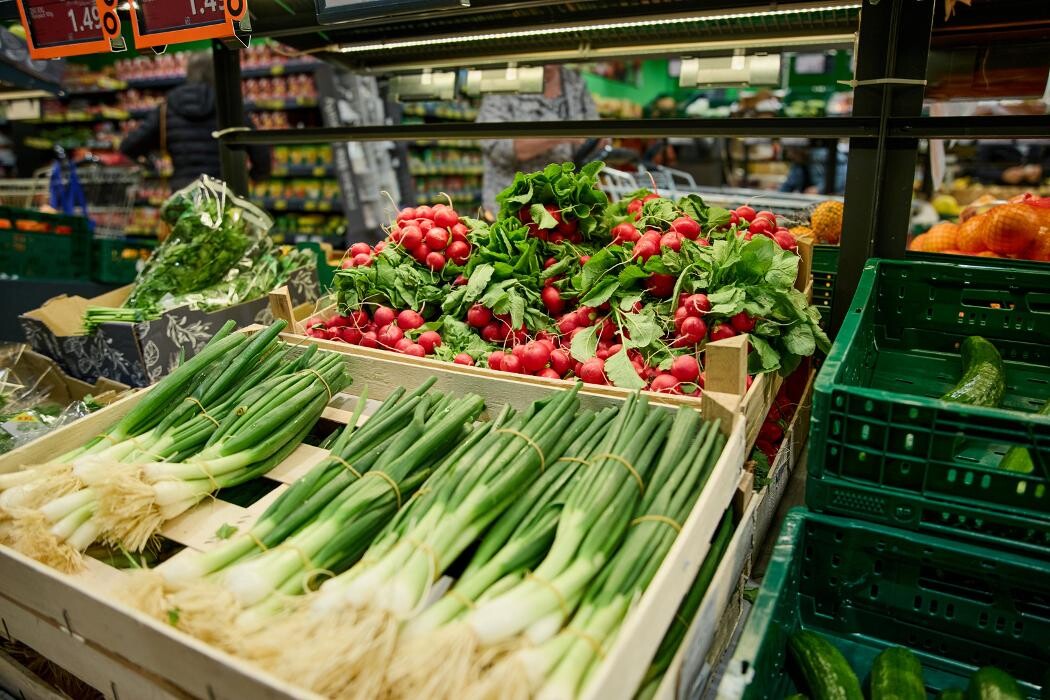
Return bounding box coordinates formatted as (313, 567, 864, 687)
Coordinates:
(0, 326, 748, 700)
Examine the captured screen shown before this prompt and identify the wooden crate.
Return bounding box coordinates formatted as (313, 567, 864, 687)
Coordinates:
(651, 370, 815, 700)
(0, 330, 748, 700)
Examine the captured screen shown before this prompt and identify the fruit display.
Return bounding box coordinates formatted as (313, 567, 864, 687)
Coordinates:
(809, 200, 843, 244)
(909, 193, 1050, 260)
(308, 161, 829, 395)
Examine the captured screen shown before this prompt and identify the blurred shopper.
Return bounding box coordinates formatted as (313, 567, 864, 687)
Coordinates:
(477, 65, 599, 216)
(780, 139, 847, 194)
(121, 52, 269, 190)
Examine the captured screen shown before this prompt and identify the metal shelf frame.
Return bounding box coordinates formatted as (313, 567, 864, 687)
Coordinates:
(207, 0, 1049, 336)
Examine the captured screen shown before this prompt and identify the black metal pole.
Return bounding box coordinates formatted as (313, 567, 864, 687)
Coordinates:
(832, 0, 935, 335)
(212, 40, 250, 197)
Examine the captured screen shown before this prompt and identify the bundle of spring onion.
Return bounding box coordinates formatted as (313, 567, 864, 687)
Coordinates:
(129, 380, 486, 651)
(0, 321, 348, 572)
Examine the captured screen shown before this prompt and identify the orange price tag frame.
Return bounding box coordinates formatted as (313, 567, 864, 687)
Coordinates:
(128, 0, 249, 52)
(15, 0, 125, 60)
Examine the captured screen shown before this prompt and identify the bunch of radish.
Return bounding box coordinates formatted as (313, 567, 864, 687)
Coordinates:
(465, 304, 529, 345)
(733, 205, 798, 252)
(486, 338, 573, 379)
(304, 306, 445, 360)
(388, 203, 473, 271)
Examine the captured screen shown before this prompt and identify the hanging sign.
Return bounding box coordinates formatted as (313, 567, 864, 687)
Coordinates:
(129, 0, 250, 52)
(15, 0, 125, 59)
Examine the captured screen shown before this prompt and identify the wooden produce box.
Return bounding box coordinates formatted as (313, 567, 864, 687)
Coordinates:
(652, 370, 815, 700)
(0, 329, 748, 700)
(18, 266, 319, 387)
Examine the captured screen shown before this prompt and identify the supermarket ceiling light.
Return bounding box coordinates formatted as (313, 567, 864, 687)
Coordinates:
(336, 3, 863, 54)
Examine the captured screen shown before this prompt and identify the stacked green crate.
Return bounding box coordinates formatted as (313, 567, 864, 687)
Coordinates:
(811, 245, 838, 327)
(0, 207, 93, 280)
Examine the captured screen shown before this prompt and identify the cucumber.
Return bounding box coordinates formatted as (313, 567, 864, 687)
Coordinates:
(871, 647, 925, 700)
(941, 336, 1006, 408)
(999, 398, 1050, 474)
(965, 667, 1024, 700)
(787, 631, 863, 700)
(941, 689, 966, 700)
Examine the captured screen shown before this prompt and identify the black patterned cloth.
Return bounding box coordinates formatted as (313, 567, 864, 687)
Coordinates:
(476, 68, 599, 215)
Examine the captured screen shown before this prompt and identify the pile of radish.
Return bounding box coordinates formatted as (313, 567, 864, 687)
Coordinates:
(318, 161, 829, 395)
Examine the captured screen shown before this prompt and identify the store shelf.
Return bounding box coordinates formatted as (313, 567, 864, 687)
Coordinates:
(241, 61, 322, 78)
(269, 164, 335, 177)
(259, 196, 342, 213)
(410, 140, 481, 150)
(409, 164, 484, 176)
(417, 190, 481, 204)
(124, 76, 186, 89)
(245, 96, 319, 111)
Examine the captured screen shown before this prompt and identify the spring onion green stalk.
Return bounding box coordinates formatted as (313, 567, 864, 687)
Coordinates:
(248, 386, 589, 698)
(633, 510, 735, 700)
(531, 415, 726, 700)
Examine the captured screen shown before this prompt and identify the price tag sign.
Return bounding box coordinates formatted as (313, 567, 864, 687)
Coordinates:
(16, 0, 125, 59)
(129, 0, 249, 51)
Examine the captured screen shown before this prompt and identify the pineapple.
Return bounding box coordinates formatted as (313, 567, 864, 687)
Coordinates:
(789, 225, 816, 242)
(811, 201, 843, 244)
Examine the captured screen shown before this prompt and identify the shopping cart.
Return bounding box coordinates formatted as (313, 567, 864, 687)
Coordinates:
(599, 165, 843, 222)
(2, 155, 144, 238)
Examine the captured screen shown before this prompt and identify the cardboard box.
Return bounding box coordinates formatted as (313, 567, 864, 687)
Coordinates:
(19, 266, 319, 387)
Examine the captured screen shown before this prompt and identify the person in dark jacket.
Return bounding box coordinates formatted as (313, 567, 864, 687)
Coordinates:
(121, 52, 269, 190)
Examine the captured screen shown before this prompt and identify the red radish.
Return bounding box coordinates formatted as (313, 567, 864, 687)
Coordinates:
(349, 242, 372, 257)
(627, 199, 644, 215)
(418, 219, 435, 233)
(522, 343, 551, 373)
(454, 353, 474, 366)
(397, 309, 425, 330)
(650, 373, 680, 393)
(340, 259, 353, 269)
(481, 322, 502, 342)
(348, 309, 369, 328)
(633, 240, 658, 261)
(501, 355, 524, 373)
(325, 315, 351, 328)
(373, 306, 395, 328)
(697, 238, 711, 246)
(416, 205, 434, 220)
(612, 222, 640, 244)
(728, 211, 740, 226)
(579, 255, 591, 265)
(466, 304, 492, 328)
(544, 257, 558, 269)
(643, 193, 660, 203)
(697, 371, 705, 389)
(541, 286, 564, 314)
(425, 251, 446, 270)
(434, 207, 459, 229)
(543, 204, 563, 225)
(536, 367, 561, 380)
(518, 207, 533, 224)
(759, 422, 784, 443)
(339, 327, 363, 344)
(400, 225, 423, 250)
(685, 294, 711, 315)
(557, 314, 577, 335)
(669, 216, 701, 239)
(425, 227, 449, 250)
(549, 349, 571, 375)
(557, 217, 578, 236)
(451, 223, 469, 242)
(511, 344, 527, 359)
(660, 232, 682, 251)
(681, 316, 707, 340)
(418, 330, 442, 353)
(403, 343, 426, 357)
(642, 229, 662, 245)
(579, 358, 607, 385)
(390, 227, 404, 244)
(352, 253, 371, 267)
(412, 244, 431, 264)
(375, 241, 387, 253)
(360, 331, 379, 348)
(774, 231, 797, 251)
(377, 324, 404, 348)
(674, 305, 691, 330)
(735, 205, 756, 222)
(670, 355, 700, 382)
(453, 274, 468, 286)
(646, 273, 676, 298)
(487, 351, 505, 370)
(755, 210, 776, 223)
(397, 207, 417, 222)
(445, 241, 470, 265)
(395, 337, 413, 352)
(576, 306, 597, 326)
(710, 323, 738, 341)
(730, 312, 755, 333)
(748, 217, 773, 235)
(597, 318, 616, 341)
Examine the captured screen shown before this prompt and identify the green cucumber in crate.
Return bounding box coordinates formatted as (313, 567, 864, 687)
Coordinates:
(999, 398, 1050, 474)
(965, 667, 1024, 700)
(788, 631, 863, 700)
(940, 337, 1005, 407)
(870, 647, 925, 700)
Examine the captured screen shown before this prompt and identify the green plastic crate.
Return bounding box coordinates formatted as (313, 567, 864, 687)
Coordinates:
(0, 206, 92, 280)
(808, 258, 1050, 556)
(718, 509, 1050, 700)
(93, 237, 156, 284)
(811, 244, 838, 325)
